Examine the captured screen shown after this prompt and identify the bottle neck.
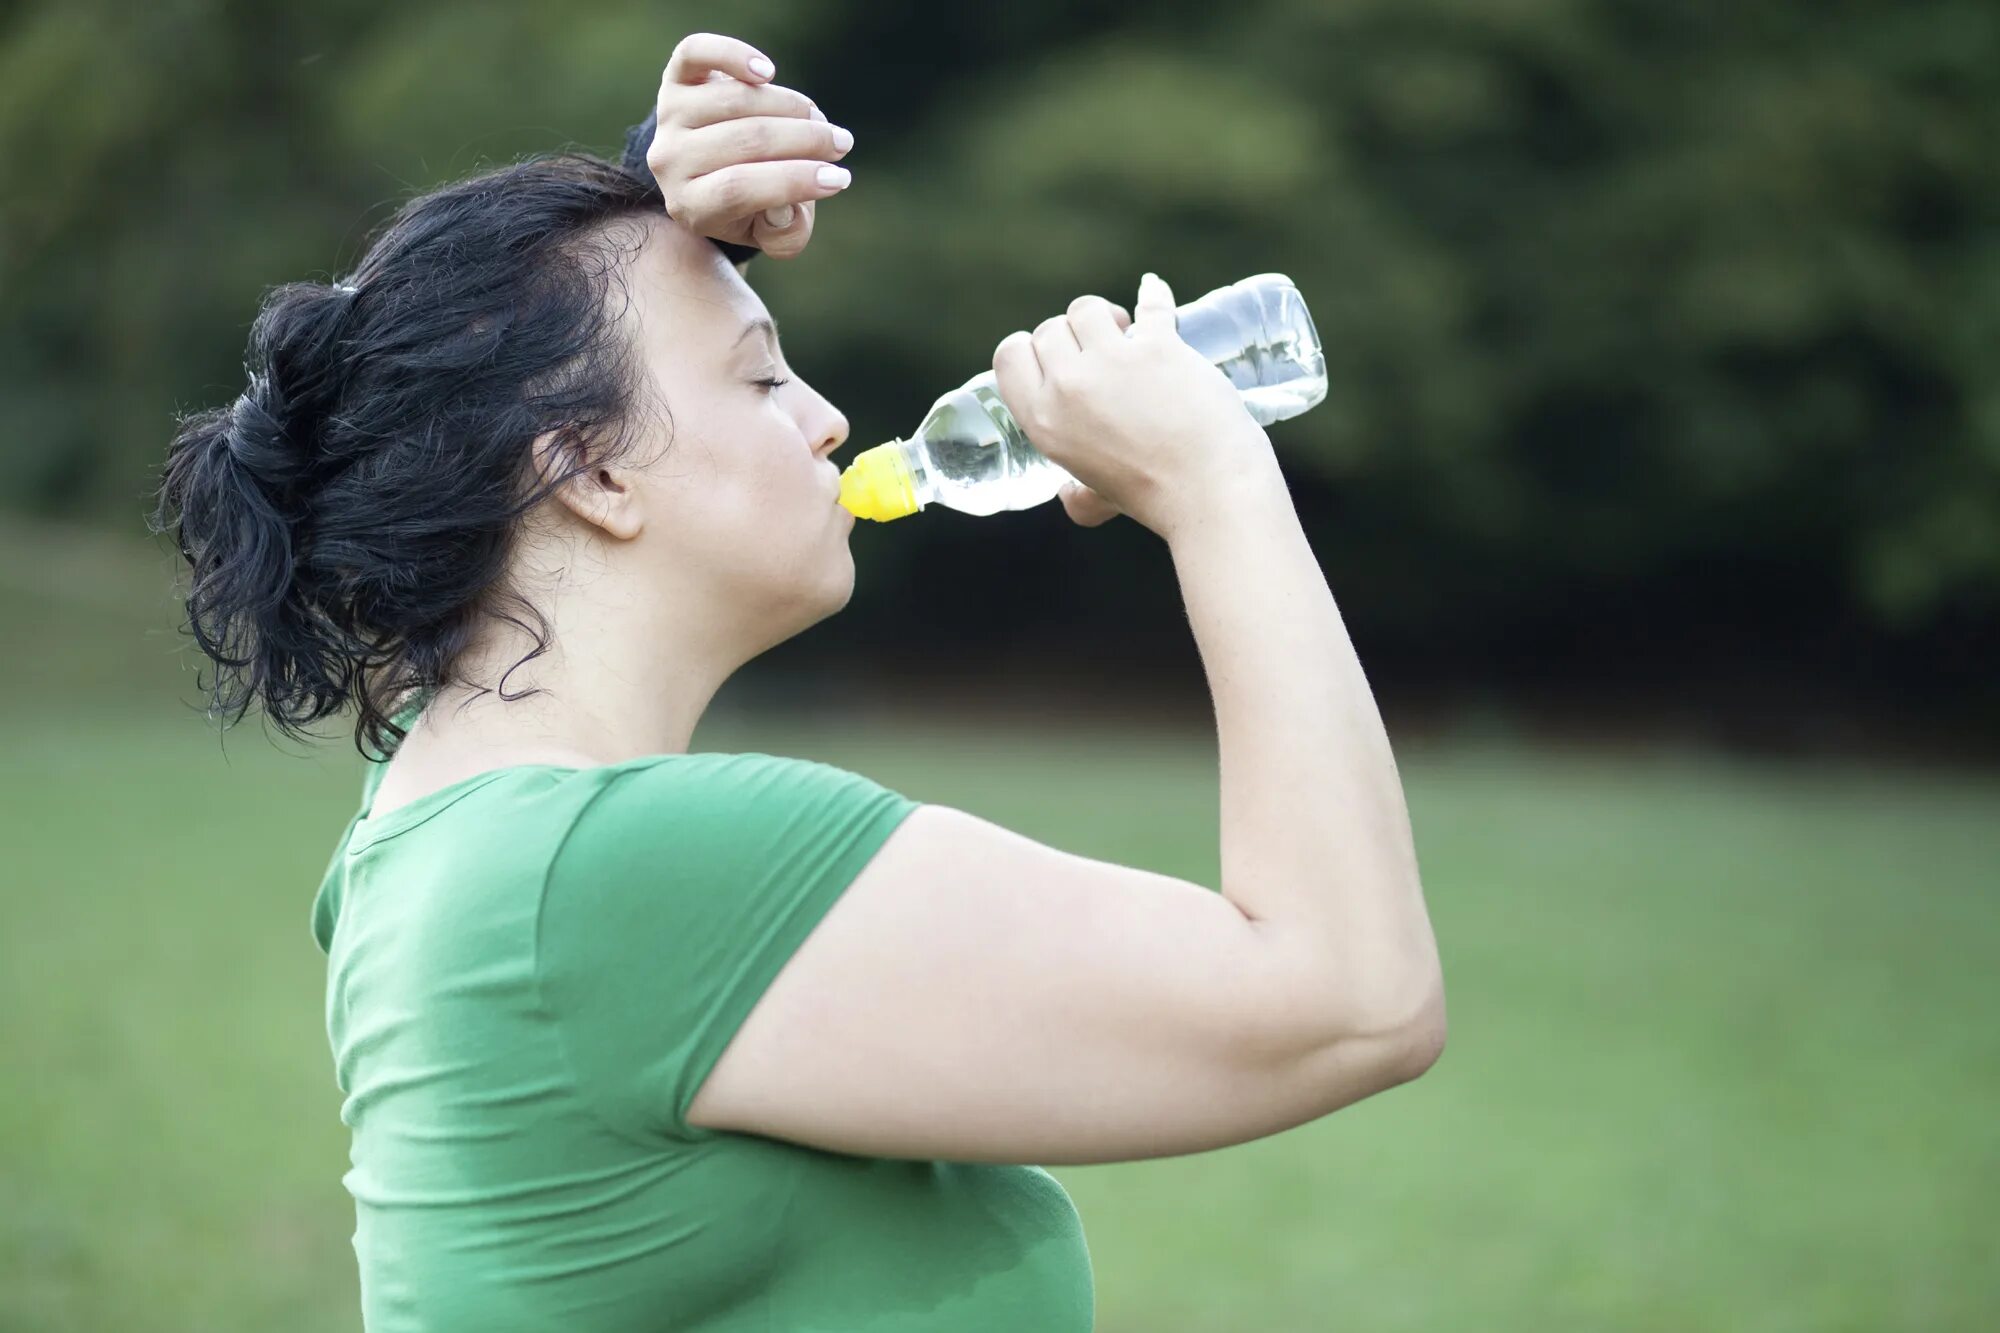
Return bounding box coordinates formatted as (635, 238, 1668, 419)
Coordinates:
(895, 436, 935, 507)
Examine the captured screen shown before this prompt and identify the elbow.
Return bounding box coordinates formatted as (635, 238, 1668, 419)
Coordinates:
(1284, 972, 1445, 1118)
(1254, 923, 1447, 1100)
(1337, 966, 1447, 1092)
(1380, 979, 1447, 1086)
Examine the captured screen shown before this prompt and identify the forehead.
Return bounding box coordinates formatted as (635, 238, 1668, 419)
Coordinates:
(623, 213, 768, 340)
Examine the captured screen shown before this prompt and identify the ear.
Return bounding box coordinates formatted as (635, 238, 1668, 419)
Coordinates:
(534, 430, 645, 541)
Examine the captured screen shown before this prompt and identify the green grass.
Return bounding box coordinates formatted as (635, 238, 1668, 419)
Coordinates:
(3, 542, 1996, 1332)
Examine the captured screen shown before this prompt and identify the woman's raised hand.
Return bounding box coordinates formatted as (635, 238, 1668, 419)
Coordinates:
(643, 33, 854, 260)
(993, 274, 1276, 540)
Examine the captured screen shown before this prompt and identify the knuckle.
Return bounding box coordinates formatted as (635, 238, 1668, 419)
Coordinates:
(727, 120, 771, 159)
(699, 84, 739, 119)
(708, 118, 752, 157)
(708, 173, 748, 211)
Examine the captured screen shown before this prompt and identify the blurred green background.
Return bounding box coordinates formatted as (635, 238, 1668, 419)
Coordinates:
(3, 1, 1996, 1330)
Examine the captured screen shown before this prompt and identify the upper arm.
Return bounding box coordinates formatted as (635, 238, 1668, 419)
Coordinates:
(683, 802, 1439, 1165)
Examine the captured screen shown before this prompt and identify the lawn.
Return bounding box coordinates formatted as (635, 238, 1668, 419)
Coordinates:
(3, 540, 1995, 1332)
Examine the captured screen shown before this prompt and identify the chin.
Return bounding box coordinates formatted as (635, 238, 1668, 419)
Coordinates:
(759, 528, 855, 638)
(778, 551, 855, 636)
(820, 552, 858, 618)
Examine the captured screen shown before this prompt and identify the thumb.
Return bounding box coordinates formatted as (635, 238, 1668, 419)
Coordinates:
(1060, 480, 1122, 528)
(761, 204, 796, 230)
(1132, 271, 1175, 337)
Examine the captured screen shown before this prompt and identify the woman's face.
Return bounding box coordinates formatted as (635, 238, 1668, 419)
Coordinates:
(618, 214, 857, 649)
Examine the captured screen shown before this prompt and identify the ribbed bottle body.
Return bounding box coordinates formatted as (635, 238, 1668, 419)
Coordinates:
(875, 272, 1325, 519)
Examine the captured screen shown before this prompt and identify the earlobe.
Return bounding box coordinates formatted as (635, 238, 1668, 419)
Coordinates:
(557, 469, 644, 542)
(576, 472, 644, 544)
(594, 470, 646, 541)
(538, 435, 644, 542)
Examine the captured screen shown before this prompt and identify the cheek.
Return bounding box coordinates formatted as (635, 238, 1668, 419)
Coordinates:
(688, 462, 843, 594)
(676, 423, 807, 521)
(654, 418, 835, 591)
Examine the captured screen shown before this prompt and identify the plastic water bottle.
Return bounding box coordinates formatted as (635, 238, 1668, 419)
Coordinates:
(837, 272, 1326, 522)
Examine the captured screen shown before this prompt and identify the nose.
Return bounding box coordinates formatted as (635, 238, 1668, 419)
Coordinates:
(811, 397, 850, 461)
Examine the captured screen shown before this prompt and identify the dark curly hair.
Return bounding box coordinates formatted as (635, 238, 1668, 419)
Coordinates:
(148, 113, 756, 762)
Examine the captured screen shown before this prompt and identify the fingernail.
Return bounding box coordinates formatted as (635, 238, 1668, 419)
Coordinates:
(816, 165, 851, 189)
(765, 204, 795, 228)
(748, 55, 775, 79)
(830, 125, 854, 152)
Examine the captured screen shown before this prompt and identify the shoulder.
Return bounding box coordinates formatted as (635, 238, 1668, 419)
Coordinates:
(555, 750, 921, 862)
(536, 750, 927, 1019)
(581, 749, 911, 811)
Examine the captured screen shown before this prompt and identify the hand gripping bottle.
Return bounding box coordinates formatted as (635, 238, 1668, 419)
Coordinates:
(837, 272, 1326, 522)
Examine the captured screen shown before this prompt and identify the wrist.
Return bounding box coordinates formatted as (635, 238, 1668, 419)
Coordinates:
(1157, 440, 1293, 548)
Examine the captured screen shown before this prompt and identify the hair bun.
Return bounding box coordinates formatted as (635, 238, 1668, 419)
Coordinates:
(226, 370, 311, 495)
(620, 108, 658, 180)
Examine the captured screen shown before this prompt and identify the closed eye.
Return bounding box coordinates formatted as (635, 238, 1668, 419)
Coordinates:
(754, 375, 792, 392)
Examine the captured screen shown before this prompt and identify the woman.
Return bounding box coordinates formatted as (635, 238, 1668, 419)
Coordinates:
(151, 32, 1445, 1333)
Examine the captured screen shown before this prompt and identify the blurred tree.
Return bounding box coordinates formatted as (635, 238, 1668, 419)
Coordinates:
(1, 0, 1992, 729)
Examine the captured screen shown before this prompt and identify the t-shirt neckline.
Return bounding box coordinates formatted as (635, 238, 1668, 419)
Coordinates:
(349, 763, 584, 852)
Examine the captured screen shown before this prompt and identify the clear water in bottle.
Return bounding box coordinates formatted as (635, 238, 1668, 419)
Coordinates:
(840, 272, 1326, 522)
(901, 370, 1069, 517)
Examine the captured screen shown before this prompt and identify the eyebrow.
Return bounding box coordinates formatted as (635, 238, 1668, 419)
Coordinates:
(733, 316, 781, 348)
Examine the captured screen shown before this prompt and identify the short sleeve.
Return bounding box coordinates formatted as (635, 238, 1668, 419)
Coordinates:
(535, 752, 920, 1144)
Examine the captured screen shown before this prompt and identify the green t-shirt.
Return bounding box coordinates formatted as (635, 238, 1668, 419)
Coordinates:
(309, 721, 1094, 1331)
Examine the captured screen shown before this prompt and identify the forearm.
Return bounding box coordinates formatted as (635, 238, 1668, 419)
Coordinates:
(1168, 455, 1440, 1035)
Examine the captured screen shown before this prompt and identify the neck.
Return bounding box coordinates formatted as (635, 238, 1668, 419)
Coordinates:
(409, 576, 747, 767)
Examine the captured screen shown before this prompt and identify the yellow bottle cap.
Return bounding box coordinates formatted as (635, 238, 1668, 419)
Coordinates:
(838, 441, 920, 522)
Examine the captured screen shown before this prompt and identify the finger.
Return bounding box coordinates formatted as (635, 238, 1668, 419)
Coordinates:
(676, 116, 851, 178)
(679, 161, 851, 223)
(755, 199, 815, 254)
(1132, 271, 1177, 339)
(1067, 294, 1125, 349)
(992, 330, 1043, 420)
(670, 78, 816, 130)
(1060, 481, 1123, 528)
(662, 32, 777, 88)
(1031, 312, 1083, 379)
(1109, 303, 1131, 331)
